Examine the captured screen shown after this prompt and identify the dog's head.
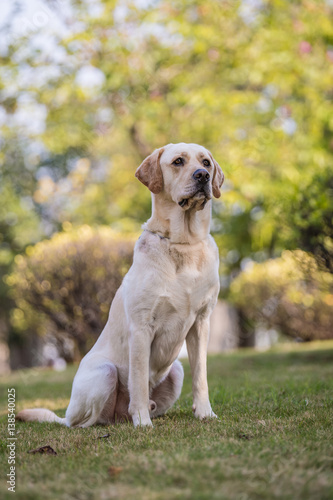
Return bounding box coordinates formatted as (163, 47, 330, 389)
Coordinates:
(135, 143, 224, 211)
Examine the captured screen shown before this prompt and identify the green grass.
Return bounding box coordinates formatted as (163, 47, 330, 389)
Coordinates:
(1, 341, 333, 500)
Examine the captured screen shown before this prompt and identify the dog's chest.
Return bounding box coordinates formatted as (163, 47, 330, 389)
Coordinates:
(128, 234, 219, 327)
(148, 251, 218, 382)
(149, 241, 219, 335)
(125, 234, 220, 383)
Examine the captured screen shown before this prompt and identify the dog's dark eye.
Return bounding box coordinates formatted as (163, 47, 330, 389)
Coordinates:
(173, 158, 184, 166)
(203, 159, 211, 167)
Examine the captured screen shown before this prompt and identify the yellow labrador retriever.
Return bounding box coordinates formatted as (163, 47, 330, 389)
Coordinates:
(17, 143, 224, 427)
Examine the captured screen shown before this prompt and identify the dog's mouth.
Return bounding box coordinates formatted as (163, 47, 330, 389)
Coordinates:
(178, 199, 188, 208)
(178, 188, 211, 210)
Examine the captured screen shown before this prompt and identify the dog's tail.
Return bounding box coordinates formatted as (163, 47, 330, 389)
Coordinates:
(16, 408, 67, 426)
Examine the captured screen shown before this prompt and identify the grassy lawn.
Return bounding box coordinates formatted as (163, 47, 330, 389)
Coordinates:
(1, 341, 333, 500)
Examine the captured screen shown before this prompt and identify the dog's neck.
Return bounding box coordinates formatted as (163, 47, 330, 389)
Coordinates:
(143, 193, 212, 245)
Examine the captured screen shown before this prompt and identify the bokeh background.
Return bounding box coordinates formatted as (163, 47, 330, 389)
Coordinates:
(0, 0, 332, 372)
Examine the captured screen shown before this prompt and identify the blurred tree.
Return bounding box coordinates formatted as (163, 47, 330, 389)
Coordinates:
(0, 135, 43, 343)
(1, 0, 333, 350)
(1, 0, 332, 253)
(285, 167, 333, 272)
(3, 0, 330, 266)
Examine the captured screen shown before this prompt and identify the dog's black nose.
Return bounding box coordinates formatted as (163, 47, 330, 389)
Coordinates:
(192, 169, 210, 184)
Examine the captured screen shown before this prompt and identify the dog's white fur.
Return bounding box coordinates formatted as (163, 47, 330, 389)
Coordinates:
(17, 143, 224, 428)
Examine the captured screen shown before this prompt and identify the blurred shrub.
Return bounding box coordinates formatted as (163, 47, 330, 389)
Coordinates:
(7, 226, 134, 359)
(230, 250, 333, 341)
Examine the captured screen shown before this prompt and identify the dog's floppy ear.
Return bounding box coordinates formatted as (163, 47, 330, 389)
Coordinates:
(209, 152, 224, 198)
(135, 148, 164, 194)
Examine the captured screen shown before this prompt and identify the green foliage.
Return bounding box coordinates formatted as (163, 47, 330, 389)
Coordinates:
(7, 226, 134, 358)
(0, 178, 42, 340)
(285, 167, 333, 272)
(2, 0, 332, 261)
(230, 250, 333, 341)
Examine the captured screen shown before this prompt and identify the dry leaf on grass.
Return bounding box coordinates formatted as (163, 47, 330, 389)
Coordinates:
(28, 445, 57, 455)
(108, 466, 123, 477)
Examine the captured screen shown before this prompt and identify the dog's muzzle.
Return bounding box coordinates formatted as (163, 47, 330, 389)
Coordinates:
(178, 169, 211, 209)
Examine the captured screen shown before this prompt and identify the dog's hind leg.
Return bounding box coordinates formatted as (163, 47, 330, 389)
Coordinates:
(149, 359, 184, 418)
(66, 361, 118, 427)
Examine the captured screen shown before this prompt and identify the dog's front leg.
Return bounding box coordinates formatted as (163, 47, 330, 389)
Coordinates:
(186, 314, 217, 420)
(128, 330, 152, 427)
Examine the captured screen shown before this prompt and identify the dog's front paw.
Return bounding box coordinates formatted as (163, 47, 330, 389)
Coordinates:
(131, 411, 153, 428)
(192, 402, 217, 420)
